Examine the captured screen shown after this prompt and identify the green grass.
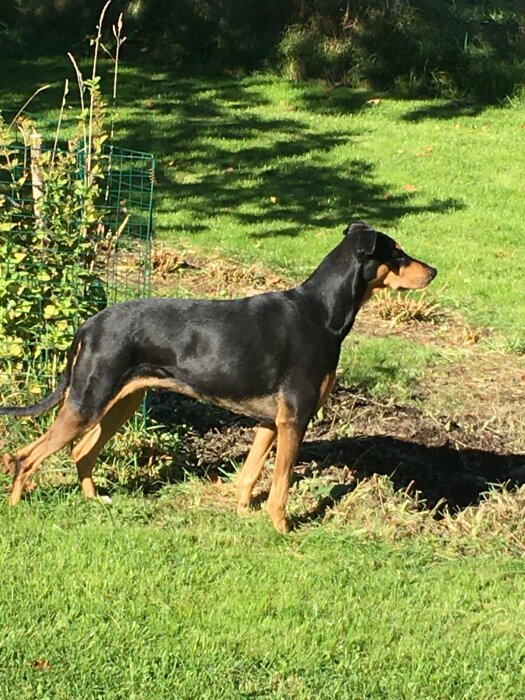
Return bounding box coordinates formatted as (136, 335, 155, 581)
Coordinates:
(1, 57, 524, 336)
(2, 57, 525, 699)
(339, 335, 442, 402)
(1, 486, 525, 700)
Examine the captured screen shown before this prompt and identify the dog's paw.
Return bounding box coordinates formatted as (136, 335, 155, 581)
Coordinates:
(267, 508, 290, 534)
(273, 518, 290, 535)
(236, 501, 251, 517)
(1, 454, 15, 475)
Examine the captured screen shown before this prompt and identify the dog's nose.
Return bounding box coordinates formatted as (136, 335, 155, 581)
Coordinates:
(428, 266, 437, 280)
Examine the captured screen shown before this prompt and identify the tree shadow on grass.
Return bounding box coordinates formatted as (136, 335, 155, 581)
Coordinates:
(288, 84, 375, 116)
(401, 101, 486, 122)
(0, 57, 72, 116)
(289, 81, 489, 123)
(1, 59, 467, 239)
(113, 69, 466, 236)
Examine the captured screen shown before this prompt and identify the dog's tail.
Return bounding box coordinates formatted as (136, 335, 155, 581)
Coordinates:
(0, 373, 69, 417)
(0, 334, 81, 418)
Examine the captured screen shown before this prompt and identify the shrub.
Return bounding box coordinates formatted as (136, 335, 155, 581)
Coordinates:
(277, 1, 525, 101)
(3, 2, 524, 102)
(279, 18, 356, 85)
(0, 4, 126, 387)
(0, 107, 107, 380)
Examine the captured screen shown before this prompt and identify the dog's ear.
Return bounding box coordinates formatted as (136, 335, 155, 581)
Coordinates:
(342, 220, 367, 237)
(343, 221, 377, 256)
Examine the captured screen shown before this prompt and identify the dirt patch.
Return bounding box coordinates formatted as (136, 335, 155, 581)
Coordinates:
(143, 244, 525, 516)
(147, 385, 525, 514)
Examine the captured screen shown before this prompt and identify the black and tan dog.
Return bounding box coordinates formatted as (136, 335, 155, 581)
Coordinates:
(0, 221, 436, 531)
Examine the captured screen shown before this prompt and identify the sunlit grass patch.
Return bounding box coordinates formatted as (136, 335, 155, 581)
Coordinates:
(2, 60, 524, 333)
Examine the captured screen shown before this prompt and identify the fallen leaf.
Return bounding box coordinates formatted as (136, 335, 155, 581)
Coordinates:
(31, 659, 51, 671)
(366, 98, 381, 105)
(402, 184, 418, 192)
(269, 196, 277, 204)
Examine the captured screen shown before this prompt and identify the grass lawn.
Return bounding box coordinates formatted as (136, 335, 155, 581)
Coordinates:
(1, 486, 525, 700)
(1, 57, 524, 337)
(1, 56, 525, 699)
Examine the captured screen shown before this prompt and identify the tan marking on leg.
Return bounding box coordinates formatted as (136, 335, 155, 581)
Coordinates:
(9, 404, 88, 505)
(72, 390, 145, 499)
(236, 425, 277, 515)
(266, 398, 304, 534)
(316, 371, 336, 412)
(2, 454, 15, 475)
(71, 424, 101, 499)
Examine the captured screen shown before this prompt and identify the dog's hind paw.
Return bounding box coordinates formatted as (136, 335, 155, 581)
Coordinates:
(1, 454, 16, 475)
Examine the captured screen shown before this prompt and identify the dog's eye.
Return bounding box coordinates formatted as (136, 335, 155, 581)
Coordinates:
(393, 248, 408, 264)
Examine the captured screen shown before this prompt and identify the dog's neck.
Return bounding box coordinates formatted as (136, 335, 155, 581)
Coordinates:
(299, 240, 368, 338)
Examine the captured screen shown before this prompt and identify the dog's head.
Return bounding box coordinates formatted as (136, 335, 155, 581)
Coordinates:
(343, 221, 437, 293)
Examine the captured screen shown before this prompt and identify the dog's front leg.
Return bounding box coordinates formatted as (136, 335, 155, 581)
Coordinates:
(266, 419, 305, 534)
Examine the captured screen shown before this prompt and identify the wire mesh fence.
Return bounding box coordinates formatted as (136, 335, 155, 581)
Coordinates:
(85, 146, 154, 305)
(0, 135, 154, 416)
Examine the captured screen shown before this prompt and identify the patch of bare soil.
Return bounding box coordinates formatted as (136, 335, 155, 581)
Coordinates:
(146, 244, 525, 516)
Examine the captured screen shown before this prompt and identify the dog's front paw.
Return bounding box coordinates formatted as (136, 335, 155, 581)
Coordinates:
(273, 517, 290, 535)
(267, 507, 290, 534)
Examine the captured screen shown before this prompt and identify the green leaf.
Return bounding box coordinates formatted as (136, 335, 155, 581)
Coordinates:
(44, 305, 59, 319)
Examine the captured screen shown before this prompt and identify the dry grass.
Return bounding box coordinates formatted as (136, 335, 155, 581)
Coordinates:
(133, 468, 525, 556)
(151, 244, 285, 298)
(372, 288, 445, 325)
(328, 474, 525, 554)
(449, 484, 525, 547)
(421, 350, 525, 453)
(327, 475, 444, 539)
(155, 479, 238, 515)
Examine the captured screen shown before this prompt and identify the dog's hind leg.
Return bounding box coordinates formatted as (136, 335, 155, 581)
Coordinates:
(72, 390, 146, 499)
(9, 402, 90, 505)
(236, 425, 277, 515)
